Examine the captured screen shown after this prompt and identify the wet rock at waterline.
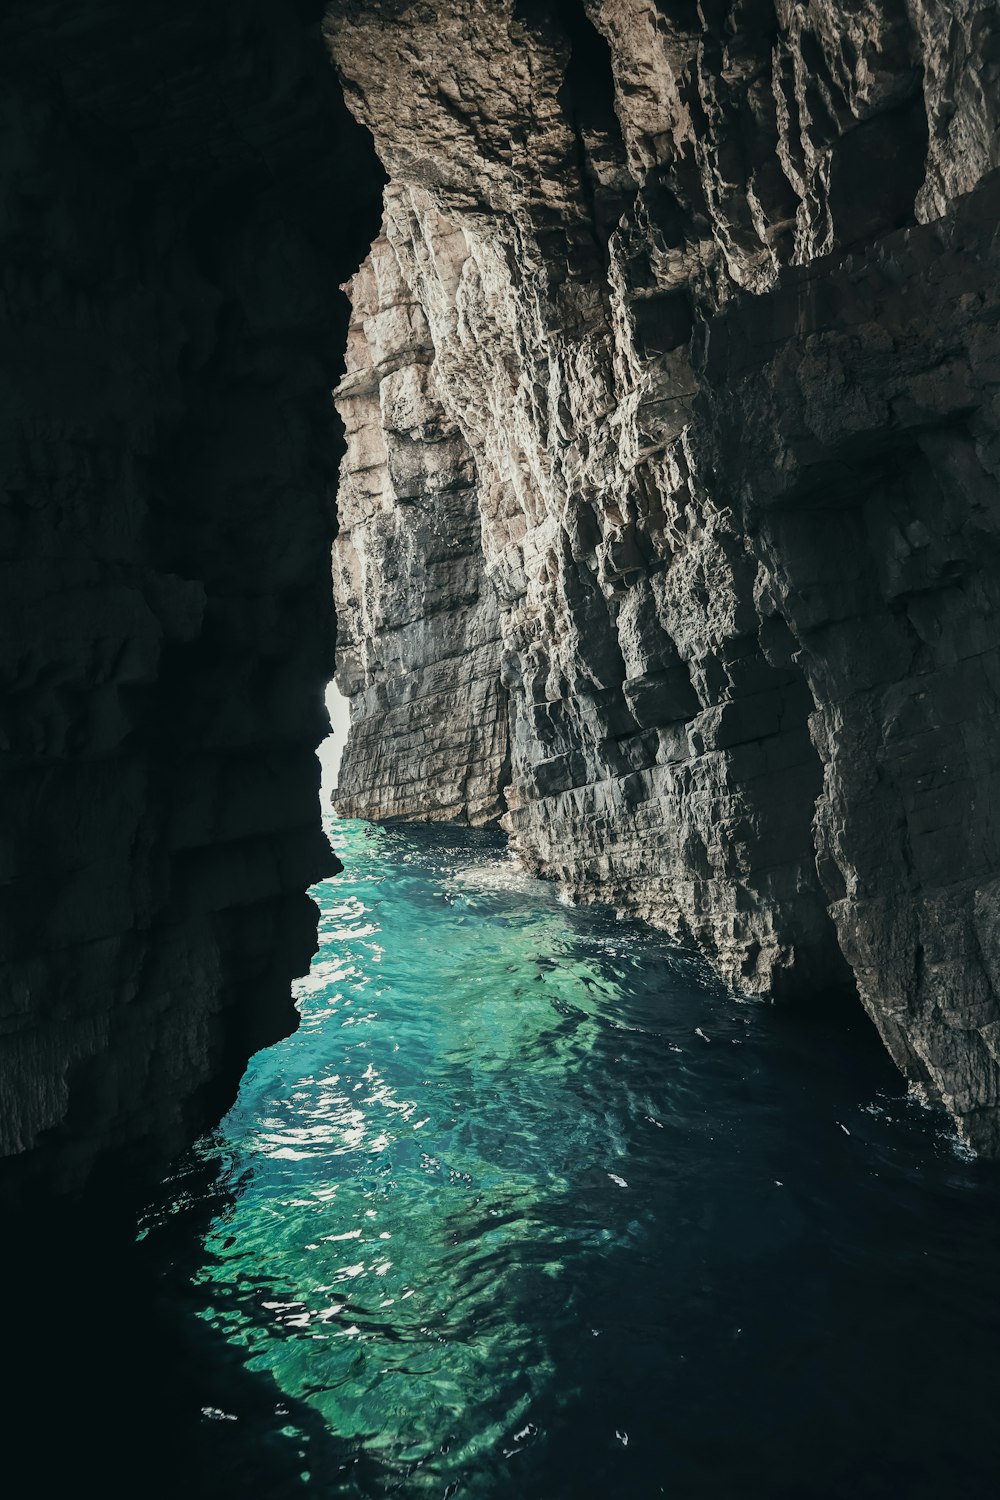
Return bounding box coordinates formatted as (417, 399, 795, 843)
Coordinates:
(325, 0, 1000, 1153)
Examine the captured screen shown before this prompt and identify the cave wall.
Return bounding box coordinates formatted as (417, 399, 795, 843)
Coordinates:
(0, 0, 383, 1201)
(325, 0, 1000, 1151)
(332, 194, 509, 824)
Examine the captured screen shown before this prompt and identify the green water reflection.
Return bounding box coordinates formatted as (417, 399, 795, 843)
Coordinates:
(139, 816, 1000, 1500)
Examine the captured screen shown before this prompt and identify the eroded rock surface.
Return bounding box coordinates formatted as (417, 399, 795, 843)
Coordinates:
(326, 0, 1000, 1151)
(0, 0, 383, 1201)
(333, 204, 509, 823)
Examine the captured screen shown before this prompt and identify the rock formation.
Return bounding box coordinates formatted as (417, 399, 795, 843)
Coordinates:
(0, 0, 383, 1202)
(2, 0, 999, 1204)
(332, 218, 510, 823)
(325, 0, 1000, 1152)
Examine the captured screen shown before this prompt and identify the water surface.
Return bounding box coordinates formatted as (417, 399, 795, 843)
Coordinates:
(139, 817, 1000, 1498)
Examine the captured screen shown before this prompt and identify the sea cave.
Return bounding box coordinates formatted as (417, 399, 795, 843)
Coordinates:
(2, 2, 1000, 1496)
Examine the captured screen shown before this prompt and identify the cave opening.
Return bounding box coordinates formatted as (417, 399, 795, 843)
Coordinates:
(4, 1, 1000, 1496)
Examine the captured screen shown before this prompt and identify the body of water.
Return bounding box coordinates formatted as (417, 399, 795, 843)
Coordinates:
(136, 817, 999, 1498)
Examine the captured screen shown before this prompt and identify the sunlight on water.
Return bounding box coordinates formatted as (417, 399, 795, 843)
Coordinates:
(139, 817, 1000, 1500)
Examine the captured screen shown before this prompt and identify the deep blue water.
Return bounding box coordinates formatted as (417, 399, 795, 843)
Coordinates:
(137, 817, 1000, 1499)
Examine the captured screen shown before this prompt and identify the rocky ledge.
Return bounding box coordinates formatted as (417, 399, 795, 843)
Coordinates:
(325, 0, 1000, 1152)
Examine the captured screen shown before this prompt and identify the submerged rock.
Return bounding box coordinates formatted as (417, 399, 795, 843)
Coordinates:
(325, 0, 1000, 1152)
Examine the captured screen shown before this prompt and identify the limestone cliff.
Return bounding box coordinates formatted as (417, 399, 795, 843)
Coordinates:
(326, 0, 1000, 1152)
(0, 0, 383, 1201)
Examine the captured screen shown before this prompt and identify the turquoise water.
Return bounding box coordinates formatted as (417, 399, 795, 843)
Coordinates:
(138, 817, 1000, 1499)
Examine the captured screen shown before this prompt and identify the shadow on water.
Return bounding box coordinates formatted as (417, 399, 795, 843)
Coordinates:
(485, 1009, 1000, 1500)
(7, 816, 997, 1500)
(1, 1168, 382, 1500)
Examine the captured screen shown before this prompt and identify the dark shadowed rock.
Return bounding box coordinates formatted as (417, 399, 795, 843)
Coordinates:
(0, 0, 384, 1203)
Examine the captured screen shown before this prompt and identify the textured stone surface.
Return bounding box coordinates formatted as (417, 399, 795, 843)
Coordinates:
(326, 0, 1000, 1151)
(332, 195, 509, 823)
(0, 0, 383, 1200)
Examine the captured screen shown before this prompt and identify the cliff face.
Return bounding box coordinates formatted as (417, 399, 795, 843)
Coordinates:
(332, 204, 510, 823)
(0, 0, 383, 1201)
(326, 0, 1000, 1152)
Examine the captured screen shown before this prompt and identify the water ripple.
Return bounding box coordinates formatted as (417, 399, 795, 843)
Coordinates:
(139, 817, 1000, 1499)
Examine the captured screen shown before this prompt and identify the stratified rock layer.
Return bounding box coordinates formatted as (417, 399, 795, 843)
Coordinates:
(0, 0, 383, 1201)
(332, 201, 509, 824)
(326, 0, 1000, 1151)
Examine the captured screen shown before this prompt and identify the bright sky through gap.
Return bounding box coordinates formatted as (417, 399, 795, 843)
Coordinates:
(317, 680, 350, 807)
